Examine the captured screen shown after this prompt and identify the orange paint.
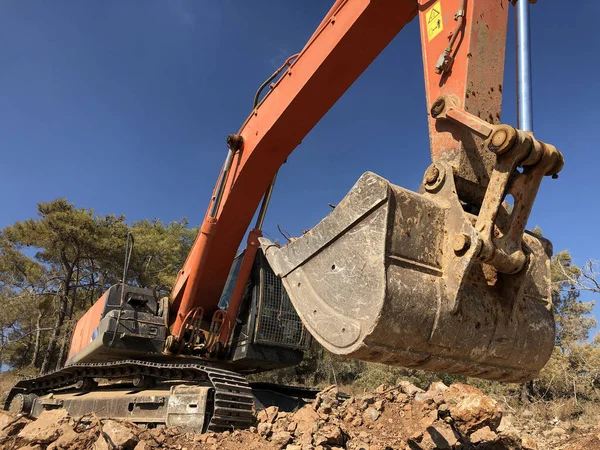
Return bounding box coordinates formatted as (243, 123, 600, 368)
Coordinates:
(170, 0, 419, 337)
(169, 0, 511, 340)
(218, 228, 262, 345)
(67, 291, 108, 361)
(419, 0, 509, 202)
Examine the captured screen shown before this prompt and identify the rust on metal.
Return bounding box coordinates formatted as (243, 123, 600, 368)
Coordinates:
(452, 233, 471, 255)
(419, 0, 510, 207)
(488, 126, 518, 155)
(423, 163, 445, 192)
(424, 165, 440, 185)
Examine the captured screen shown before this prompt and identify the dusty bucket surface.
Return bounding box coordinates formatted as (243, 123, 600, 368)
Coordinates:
(260, 171, 555, 383)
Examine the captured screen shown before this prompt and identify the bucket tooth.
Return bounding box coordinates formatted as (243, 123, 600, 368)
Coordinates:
(260, 171, 555, 383)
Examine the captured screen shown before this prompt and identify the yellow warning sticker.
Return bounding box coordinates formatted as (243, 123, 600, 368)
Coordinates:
(426, 1, 443, 42)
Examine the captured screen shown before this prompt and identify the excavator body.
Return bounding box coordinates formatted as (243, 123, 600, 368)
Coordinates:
(64, 253, 310, 374)
(6, 0, 565, 432)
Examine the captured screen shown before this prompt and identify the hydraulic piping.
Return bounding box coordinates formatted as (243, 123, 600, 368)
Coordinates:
(109, 232, 134, 347)
(253, 53, 300, 109)
(435, 0, 466, 75)
(515, 0, 534, 131)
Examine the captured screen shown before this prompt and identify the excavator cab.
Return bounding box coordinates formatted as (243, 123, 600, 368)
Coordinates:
(219, 249, 312, 373)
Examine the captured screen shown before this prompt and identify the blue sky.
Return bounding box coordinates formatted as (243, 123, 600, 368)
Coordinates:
(1, 2, 599, 331)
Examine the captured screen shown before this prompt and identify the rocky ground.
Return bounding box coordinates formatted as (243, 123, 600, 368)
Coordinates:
(0, 381, 598, 450)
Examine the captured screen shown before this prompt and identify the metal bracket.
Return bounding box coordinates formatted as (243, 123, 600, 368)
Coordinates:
(431, 96, 564, 274)
(435, 52, 454, 75)
(133, 396, 166, 406)
(420, 162, 481, 314)
(40, 398, 64, 408)
(477, 128, 563, 273)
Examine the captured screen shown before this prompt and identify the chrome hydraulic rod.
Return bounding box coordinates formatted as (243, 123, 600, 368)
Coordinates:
(255, 173, 278, 231)
(516, 0, 534, 131)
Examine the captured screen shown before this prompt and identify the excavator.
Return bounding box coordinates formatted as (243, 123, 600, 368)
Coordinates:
(5, 0, 564, 433)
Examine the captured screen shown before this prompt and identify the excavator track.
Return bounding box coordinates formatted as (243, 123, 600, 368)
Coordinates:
(4, 360, 255, 432)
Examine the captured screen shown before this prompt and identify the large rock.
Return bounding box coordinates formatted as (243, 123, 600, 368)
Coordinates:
(400, 401, 438, 441)
(397, 380, 425, 396)
(496, 416, 514, 434)
(442, 383, 502, 434)
(421, 421, 459, 449)
(292, 406, 319, 436)
(428, 382, 449, 393)
(0, 411, 15, 430)
(273, 416, 292, 433)
(133, 442, 152, 450)
(394, 392, 409, 404)
(94, 435, 111, 450)
(418, 381, 448, 406)
(258, 422, 273, 436)
(102, 420, 138, 450)
(375, 384, 388, 394)
(313, 385, 339, 413)
(313, 424, 344, 446)
(47, 424, 93, 450)
(271, 431, 292, 448)
(18, 409, 70, 444)
(469, 425, 498, 444)
(258, 406, 280, 424)
(521, 436, 538, 450)
(0, 417, 27, 440)
(363, 407, 380, 422)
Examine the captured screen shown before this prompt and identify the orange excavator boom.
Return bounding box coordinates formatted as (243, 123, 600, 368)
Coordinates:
(169, 0, 419, 340)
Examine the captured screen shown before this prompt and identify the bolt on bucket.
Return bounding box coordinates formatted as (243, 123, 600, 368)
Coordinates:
(260, 170, 555, 383)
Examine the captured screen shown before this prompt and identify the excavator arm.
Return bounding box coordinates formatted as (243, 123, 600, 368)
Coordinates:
(168, 0, 562, 382)
(170, 0, 508, 333)
(169, 0, 419, 337)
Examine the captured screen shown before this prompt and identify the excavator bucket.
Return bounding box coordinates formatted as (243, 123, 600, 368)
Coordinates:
(260, 168, 556, 383)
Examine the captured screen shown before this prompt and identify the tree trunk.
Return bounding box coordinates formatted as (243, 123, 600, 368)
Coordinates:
(89, 260, 98, 307)
(520, 380, 535, 403)
(89, 271, 96, 307)
(31, 310, 43, 368)
(40, 299, 66, 374)
(55, 266, 80, 371)
(0, 325, 4, 371)
(67, 265, 79, 320)
(55, 321, 73, 370)
(41, 274, 71, 374)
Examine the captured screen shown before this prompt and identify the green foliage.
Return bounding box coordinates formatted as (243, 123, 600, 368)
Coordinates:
(551, 251, 596, 349)
(0, 198, 197, 373)
(534, 344, 600, 401)
(127, 219, 197, 296)
(531, 225, 543, 237)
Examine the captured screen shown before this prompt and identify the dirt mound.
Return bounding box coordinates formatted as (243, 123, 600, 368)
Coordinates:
(0, 381, 592, 449)
(253, 382, 532, 449)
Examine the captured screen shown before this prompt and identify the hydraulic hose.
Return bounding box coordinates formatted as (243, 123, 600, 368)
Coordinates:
(253, 53, 300, 108)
